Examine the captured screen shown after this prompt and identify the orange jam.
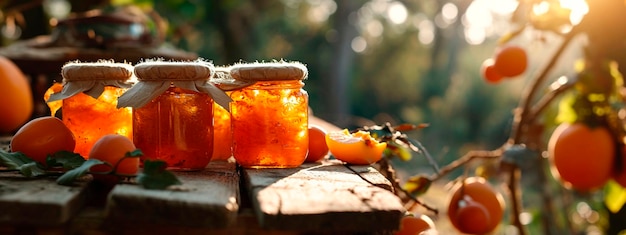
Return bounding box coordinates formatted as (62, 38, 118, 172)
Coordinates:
(63, 87, 132, 157)
(133, 87, 214, 170)
(45, 62, 133, 158)
(212, 93, 232, 161)
(118, 61, 230, 171)
(230, 62, 309, 168)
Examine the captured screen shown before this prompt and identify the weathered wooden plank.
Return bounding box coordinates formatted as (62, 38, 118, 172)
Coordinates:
(243, 160, 405, 233)
(105, 161, 240, 229)
(0, 172, 89, 226)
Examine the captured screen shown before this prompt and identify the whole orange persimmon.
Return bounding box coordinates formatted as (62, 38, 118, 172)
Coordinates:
(306, 126, 329, 162)
(0, 55, 33, 133)
(10, 116, 76, 165)
(447, 177, 505, 234)
(89, 134, 139, 176)
(394, 213, 436, 235)
(548, 123, 614, 191)
(493, 45, 528, 77)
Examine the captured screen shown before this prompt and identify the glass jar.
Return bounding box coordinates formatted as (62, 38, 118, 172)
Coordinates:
(117, 60, 232, 171)
(46, 61, 134, 158)
(133, 87, 214, 170)
(229, 62, 309, 168)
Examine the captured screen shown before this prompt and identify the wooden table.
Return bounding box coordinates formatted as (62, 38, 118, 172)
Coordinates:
(0, 134, 405, 235)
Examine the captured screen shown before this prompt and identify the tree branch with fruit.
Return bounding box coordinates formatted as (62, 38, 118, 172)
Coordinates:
(328, 1, 626, 234)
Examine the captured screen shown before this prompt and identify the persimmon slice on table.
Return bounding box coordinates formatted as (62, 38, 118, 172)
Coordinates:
(325, 129, 386, 165)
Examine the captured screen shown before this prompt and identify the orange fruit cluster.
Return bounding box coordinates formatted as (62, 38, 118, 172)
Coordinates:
(10, 116, 139, 179)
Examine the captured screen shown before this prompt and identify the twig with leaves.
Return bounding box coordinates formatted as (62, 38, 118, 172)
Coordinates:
(0, 149, 181, 190)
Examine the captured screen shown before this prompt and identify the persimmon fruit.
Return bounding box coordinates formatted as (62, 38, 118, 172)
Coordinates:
(455, 196, 492, 234)
(89, 134, 139, 175)
(548, 123, 614, 191)
(394, 213, 436, 235)
(493, 45, 528, 77)
(447, 177, 505, 234)
(481, 58, 504, 84)
(10, 116, 76, 165)
(325, 129, 387, 165)
(306, 126, 329, 162)
(0, 55, 33, 133)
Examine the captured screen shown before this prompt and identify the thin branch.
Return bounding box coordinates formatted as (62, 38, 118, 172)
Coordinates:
(511, 27, 580, 143)
(429, 149, 503, 182)
(527, 78, 576, 123)
(399, 137, 441, 174)
(537, 153, 556, 235)
(346, 160, 439, 214)
(504, 163, 528, 235)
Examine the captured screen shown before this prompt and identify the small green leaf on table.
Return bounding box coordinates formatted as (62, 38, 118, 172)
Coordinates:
(126, 149, 144, 157)
(46, 151, 86, 170)
(57, 159, 105, 186)
(137, 160, 182, 190)
(0, 150, 47, 177)
(18, 162, 47, 177)
(0, 150, 35, 169)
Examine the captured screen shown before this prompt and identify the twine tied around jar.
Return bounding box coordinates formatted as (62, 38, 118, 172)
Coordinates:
(116, 60, 232, 111)
(47, 60, 135, 102)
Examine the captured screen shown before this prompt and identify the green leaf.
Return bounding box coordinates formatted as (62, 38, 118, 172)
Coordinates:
(0, 150, 35, 169)
(403, 175, 431, 196)
(46, 151, 86, 170)
(137, 160, 181, 190)
(18, 162, 47, 177)
(126, 149, 144, 157)
(384, 142, 412, 161)
(57, 159, 106, 186)
(605, 180, 626, 213)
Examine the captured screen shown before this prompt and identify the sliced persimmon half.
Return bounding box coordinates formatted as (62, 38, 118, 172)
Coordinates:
(325, 129, 387, 165)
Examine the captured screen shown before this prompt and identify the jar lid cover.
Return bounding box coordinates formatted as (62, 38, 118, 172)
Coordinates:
(62, 60, 134, 81)
(47, 60, 134, 102)
(117, 59, 232, 111)
(230, 61, 307, 82)
(134, 60, 213, 81)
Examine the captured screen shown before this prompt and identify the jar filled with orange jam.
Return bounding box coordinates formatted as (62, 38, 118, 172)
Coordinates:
(229, 62, 309, 168)
(117, 60, 232, 171)
(46, 61, 134, 158)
